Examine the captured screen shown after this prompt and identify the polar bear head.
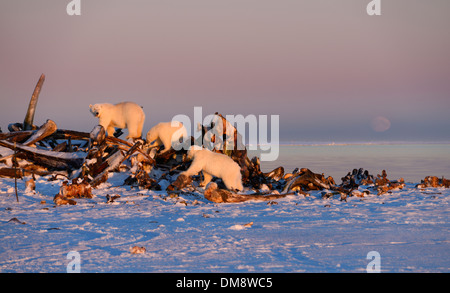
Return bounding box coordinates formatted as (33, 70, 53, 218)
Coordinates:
(89, 104, 103, 117)
(186, 145, 204, 160)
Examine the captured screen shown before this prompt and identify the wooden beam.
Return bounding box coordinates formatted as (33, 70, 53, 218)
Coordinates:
(0, 139, 86, 171)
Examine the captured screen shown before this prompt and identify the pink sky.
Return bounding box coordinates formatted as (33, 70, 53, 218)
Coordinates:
(1, 0, 449, 142)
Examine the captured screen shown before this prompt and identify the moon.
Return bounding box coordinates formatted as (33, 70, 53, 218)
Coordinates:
(371, 116, 391, 132)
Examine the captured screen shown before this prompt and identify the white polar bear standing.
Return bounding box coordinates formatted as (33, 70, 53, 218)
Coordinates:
(145, 121, 188, 153)
(181, 146, 244, 191)
(89, 102, 145, 139)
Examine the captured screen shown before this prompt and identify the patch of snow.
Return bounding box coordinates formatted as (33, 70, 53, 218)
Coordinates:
(0, 172, 449, 272)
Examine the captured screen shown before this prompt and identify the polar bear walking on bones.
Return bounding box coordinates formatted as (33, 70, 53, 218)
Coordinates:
(89, 102, 145, 140)
(181, 146, 244, 192)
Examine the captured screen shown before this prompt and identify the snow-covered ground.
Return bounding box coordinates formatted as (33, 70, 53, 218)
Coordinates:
(0, 171, 449, 273)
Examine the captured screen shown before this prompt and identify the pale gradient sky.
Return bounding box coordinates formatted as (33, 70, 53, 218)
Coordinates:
(1, 0, 449, 142)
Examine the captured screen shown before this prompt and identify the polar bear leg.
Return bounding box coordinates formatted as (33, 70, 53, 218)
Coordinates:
(126, 116, 145, 139)
(182, 158, 204, 177)
(200, 171, 213, 187)
(126, 123, 137, 140)
(148, 138, 163, 150)
(98, 118, 113, 137)
(106, 126, 116, 137)
(136, 121, 144, 139)
(126, 127, 140, 140)
(160, 136, 174, 153)
(222, 173, 244, 191)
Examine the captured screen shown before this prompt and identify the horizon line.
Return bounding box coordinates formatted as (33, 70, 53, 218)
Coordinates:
(247, 140, 450, 147)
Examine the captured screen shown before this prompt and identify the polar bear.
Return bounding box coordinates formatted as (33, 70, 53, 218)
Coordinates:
(145, 121, 188, 153)
(181, 146, 244, 191)
(89, 102, 145, 139)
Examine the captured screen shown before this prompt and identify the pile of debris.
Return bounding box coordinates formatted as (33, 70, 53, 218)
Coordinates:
(416, 176, 450, 189)
(0, 74, 155, 204)
(1, 74, 448, 206)
(0, 105, 336, 205)
(0, 119, 152, 179)
(53, 178, 93, 205)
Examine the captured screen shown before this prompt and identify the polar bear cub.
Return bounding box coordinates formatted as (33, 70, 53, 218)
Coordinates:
(145, 121, 188, 153)
(89, 102, 145, 139)
(181, 146, 244, 191)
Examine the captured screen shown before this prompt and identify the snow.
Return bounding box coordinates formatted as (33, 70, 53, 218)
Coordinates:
(0, 171, 449, 273)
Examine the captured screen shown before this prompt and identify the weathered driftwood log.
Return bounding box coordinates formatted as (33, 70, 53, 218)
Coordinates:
(375, 170, 390, 186)
(337, 168, 406, 197)
(370, 170, 405, 195)
(0, 130, 34, 142)
(72, 126, 154, 185)
(166, 173, 193, 192)
(52, 141, 68, 152)
(53, 129, 90, 140)
(23, 74, 45, 131)
(154, 148, 178, 165)
(106, 194, 121, 204)
(53, 178, 93, 205)
(204, 182, 295, 203)
(0, 167, 23, 179)
(341, 168, 374, 188)
(7, 123, 24, 132)
(377, 178, 405, 195)
(442, 178, 450, 188)
(60, 179, 93, 199)
(90, 141, 143, 187)
(4, 126, 155, 173)
(82, 127, 109, 176)
(264, 166, 284, 181)
(105, 136, 155, 164)
(0, 128, 90, 149)
(239, 155, 266, 188)
(0, 139, 86, 171)
(23, 119, 57, 146)
(416, 176, 450, 189)
(89, 125, 106, 146)
(282, 168, 334, 193)
(75, 126, 108, 177)
(124, 170, 161, 190)
(0, 165, 68, 178)
(53, 194, 77, 205)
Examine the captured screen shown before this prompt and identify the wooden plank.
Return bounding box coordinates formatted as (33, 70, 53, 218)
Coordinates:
(0, 140, 86, 171)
